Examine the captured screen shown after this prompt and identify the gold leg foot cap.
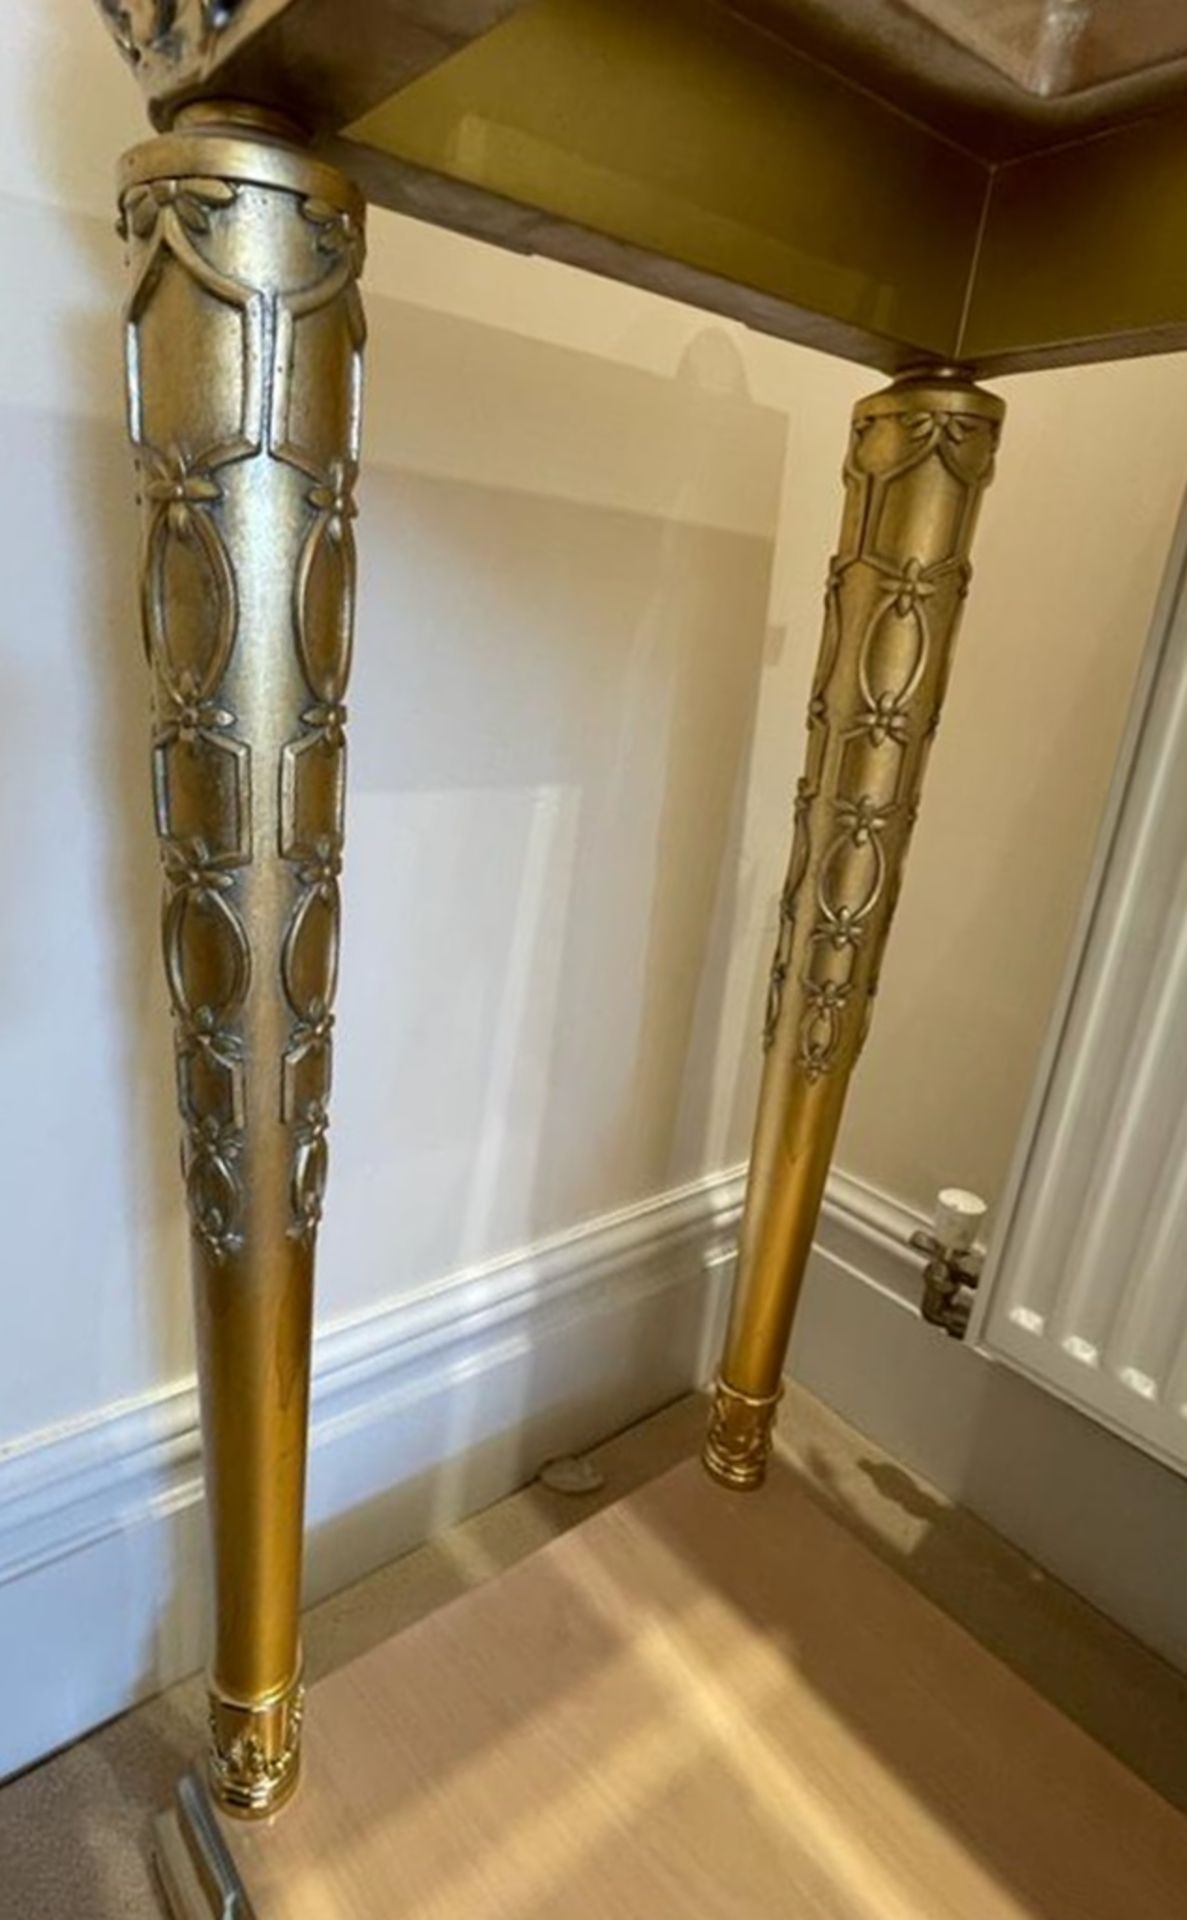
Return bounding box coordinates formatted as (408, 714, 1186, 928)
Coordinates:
(207, 1673, 304, 1820)
(702, 1380, 781, 1490)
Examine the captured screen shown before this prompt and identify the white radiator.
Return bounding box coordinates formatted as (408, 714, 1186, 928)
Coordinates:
(976, 498, 1187, 1477)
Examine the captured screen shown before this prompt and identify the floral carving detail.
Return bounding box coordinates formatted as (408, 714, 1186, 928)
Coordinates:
(160, 849, 246, 1031)
(189, 1113, 242, 1163)
(813, 903, 862, 954)
(296, 1097, 329, 1151)
(904, 408, 999, 484)
(836, 794, 893, 846)
(142, 443, 222, 525)
(799, 978, 853, 1081)
(869, 552, 968, 618)
(121, 176, 237, 241)
(166, 674, 234, 744)
(296, 834, 342, 902)
(179, 1007, 245, 1111)
(302, 197, 366, 277)
(904, 408, 978, 446)
(163, 833, 235, 900)
(189, 1004, 242, 1050)
(855, 689, 912, 749)
(883, 555, 936, 618)
(208, 1684, 304, 1800)
(303, 700, 347, 749)
(290, 1098, 330, 1244)
(139, 444, 237, 704)
(307, 459, 357, 544)
(186, 1114, 245, 1262)
(290, 1000, 334, 1059)
(291, 457, 358, 708)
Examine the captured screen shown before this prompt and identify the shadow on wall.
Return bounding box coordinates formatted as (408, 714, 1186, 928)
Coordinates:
(321, 293, 786, 1322)
(315, 291, 785, 1573)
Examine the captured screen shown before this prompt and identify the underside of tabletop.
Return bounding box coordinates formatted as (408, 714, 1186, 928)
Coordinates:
(96, 0, 1187, 376)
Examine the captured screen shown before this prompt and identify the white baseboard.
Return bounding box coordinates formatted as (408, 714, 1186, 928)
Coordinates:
(9, 1158, 1186, 1781)
(0, 1168, 742, 1782)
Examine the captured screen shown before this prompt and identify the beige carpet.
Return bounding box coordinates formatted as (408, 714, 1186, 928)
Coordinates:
(2, 1387, 1185, 1916)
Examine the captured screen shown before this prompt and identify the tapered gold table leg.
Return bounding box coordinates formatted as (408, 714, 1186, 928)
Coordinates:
(704, 367, 1004, 1490)
(117, 102, 366, 1814)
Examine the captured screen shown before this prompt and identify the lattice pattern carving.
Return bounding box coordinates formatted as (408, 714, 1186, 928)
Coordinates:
(707, 374, 1004, 1493)
(761, 387, 1001, 1081)
(121, 167, 366, 1259)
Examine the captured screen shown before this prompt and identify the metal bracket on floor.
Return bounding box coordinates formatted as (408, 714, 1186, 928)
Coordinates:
(154, 1771, 255, 1920)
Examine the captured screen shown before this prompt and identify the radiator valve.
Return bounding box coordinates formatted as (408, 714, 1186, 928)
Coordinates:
(910, 1188, 986, 1339)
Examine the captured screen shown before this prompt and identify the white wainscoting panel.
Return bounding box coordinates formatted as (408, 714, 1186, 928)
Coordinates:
(973, 494, 1187, 1478)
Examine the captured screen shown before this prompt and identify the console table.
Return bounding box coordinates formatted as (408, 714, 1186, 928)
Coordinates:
(90, 2, 1187, 1909)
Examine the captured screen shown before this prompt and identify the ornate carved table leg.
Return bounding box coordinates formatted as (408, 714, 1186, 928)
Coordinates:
(117, 102, 366, 1814)
(704, 368, 1004, 1490)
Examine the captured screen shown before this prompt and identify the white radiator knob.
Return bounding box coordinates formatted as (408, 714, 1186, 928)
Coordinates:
(933, 1187, 986, 1254)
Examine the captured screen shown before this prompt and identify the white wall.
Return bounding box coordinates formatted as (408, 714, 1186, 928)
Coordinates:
(4, 0, 1187, 1768)
(1, 7, 799, 1446)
